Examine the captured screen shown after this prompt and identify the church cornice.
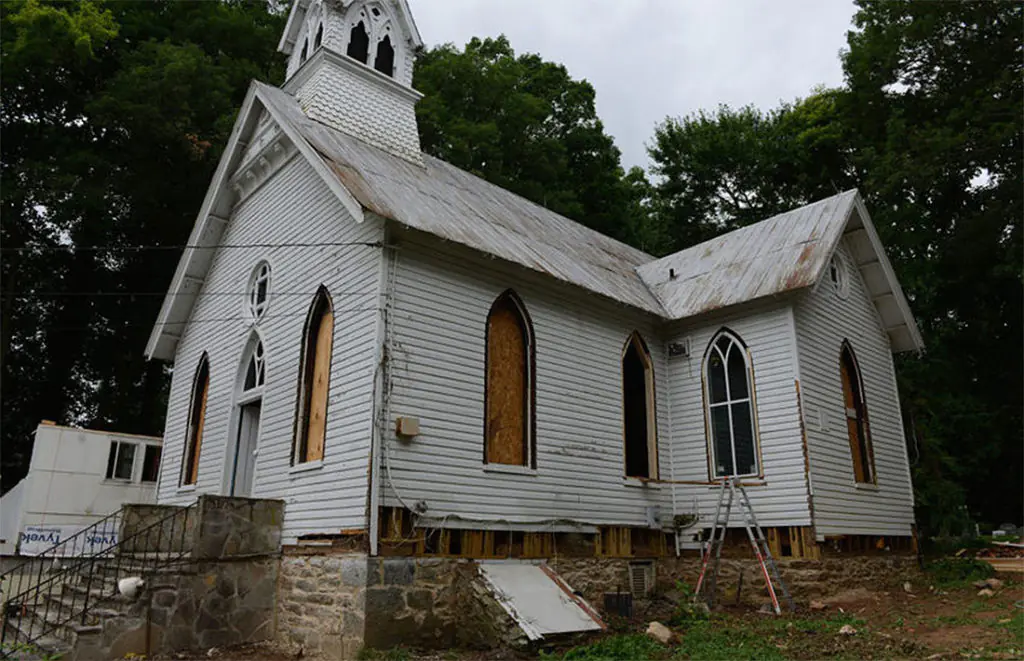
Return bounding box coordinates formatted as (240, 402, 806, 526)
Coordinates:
(229, 134, 300, 204)
(283, 46, 424, 104)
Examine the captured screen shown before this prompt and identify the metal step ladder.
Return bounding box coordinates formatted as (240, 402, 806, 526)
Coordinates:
(693, 477, 795, 614)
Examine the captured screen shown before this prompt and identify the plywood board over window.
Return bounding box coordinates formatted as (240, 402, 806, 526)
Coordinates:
(484, 291, 534, 467)
(295, 288, 334, 464)
(840, 342, 875, 483)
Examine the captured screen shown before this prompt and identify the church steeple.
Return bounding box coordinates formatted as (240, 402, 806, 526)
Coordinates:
(278, 0, 424, 164)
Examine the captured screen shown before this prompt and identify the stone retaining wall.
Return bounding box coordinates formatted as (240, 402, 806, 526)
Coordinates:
(276, 554, 526, 655)
(550, 554, 919, 608)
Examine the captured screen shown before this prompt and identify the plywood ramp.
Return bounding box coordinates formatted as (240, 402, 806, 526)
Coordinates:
(477, 562, 604, 641)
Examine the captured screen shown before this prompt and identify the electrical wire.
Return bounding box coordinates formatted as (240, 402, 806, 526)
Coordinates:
(1, 240, 383, 253)
(29, 307, 381, 333)
(3, 290, 374, 299)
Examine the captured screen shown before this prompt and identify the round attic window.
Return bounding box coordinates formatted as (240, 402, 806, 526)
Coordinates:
(828, 256, 849, 299)
(247, 262, 271, 322)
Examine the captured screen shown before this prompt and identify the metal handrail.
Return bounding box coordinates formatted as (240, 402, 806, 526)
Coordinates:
(1, 502, 197, 653)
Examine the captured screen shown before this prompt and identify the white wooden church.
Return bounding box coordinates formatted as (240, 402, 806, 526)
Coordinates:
(147, 0, 922, 557)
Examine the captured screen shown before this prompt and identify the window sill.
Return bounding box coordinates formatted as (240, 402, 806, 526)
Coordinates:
(623, 477, 660, 490)
(103, 478, 134, 485)
(176, 485, 197, 494)
(482, 464, 536, 477)
(290, 460, 324, 475)
(853, 481, 879, 491)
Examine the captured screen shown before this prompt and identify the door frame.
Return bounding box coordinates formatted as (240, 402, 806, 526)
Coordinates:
(231, 393, 263, 497)
(222, 331, 267, 496)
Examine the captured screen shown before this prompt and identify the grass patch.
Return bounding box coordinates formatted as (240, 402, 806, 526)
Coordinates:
(550, 634, 669, 660)
(923, 558, 994, 587)
(356, 646, 411, 661)
(672, 618, 785, 660)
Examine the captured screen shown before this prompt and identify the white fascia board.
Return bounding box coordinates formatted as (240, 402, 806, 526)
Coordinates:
(278, 0, 310, 54)
(851, 196, 925, 353)
(145, 83, 263, 361)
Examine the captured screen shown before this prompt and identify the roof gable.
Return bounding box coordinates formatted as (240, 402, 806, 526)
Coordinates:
(637, 191, 923, 352)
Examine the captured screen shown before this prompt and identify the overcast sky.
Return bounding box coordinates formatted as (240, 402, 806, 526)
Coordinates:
(408, 0, 857, 170)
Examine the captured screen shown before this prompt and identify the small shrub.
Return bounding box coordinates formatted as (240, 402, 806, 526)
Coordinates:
(668, 580, 709, 626)
(558, 634, 669, 660)
(924, 558, 994, 586)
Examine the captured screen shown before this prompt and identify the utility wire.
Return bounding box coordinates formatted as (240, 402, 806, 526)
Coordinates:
(31, 307, 381, 333)
(1, 240, 383, 253)
(4, 290, 375, 299)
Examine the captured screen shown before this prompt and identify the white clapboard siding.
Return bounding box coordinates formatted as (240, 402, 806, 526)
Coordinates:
(155, 146, 384, 542)
(382, 229, 672, 528)
(665, 303, 812, 530)
(794, 241, 915, 537)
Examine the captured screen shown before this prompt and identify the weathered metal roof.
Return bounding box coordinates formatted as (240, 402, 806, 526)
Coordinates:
(636, 190, 923, 351)
(638, 191, 858, 318)
(258, 83, 667, 315)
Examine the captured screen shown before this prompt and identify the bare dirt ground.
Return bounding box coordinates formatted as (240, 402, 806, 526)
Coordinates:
(162, 570, 1024, 661)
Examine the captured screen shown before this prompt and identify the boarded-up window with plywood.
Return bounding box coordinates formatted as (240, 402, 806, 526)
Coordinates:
(182, 354, 209, 486)
(484, 291, 534, 466)
(623, 332, 658, 478)
(295, 288, 333, 464)
(840, 342, 875, 483)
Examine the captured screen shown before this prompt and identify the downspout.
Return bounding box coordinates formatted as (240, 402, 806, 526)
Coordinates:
(664, 339, 679, 557)
(368, 231, 397, 556)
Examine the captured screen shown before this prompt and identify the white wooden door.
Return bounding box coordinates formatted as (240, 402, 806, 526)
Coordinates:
(231, 401, 261, 497)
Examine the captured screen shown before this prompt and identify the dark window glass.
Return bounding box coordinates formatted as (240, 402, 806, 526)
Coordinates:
(300, 38, 308, 63)
(710, 406, 733, 476)
(727, 346, 748, 399)
(314, 24, 323, 49)
(347, 21, 369, 63)
(708, 351, 727, 403)
(374, 35, 394, 76)
(623, 338, 651, 478)
(731, 403, 755, 475)
(105, 442, 118, 480)
(141, 445, 162, 482)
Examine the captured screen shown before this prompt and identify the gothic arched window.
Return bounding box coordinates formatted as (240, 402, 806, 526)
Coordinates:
(840, 342, 875, 483)
(294, 288, 333, 464)
(704, 329, 759, 477)
(623, 332, 657, 479)
(484, 291, 535, 467)
(182, 354, 210, 486)
(347, 21, 369, 63)
(314, 23, 323, 50)
(374, 34, 394, 76)
(300, 38, 308, 63)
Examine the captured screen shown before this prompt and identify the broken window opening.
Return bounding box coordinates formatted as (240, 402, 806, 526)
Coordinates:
(373, 35, 394, 76)
(182, 354, 209, 486)
(141, 445, 162, 483)
(294, 287, 333, 464)
(347, 21, 369, 63)
(623, 332, 657, 479)
(314, 23, 323, 50)
(840, 342, 875, 483)
(704, 329, 759, 478)
(300, 38, 308, 63)
(484, 290, 535, 467)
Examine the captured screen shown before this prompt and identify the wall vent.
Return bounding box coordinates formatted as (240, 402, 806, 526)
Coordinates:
(628, 561, 654, 598)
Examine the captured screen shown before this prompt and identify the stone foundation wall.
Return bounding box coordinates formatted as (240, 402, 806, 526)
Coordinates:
(551, 554, 919, 608)
(276, 554, 526, 655)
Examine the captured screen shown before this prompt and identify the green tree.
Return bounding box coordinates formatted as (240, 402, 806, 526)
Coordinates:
(647, 0, 1022, 533)
(0, 0, 286, 491)
(842, 0, 1022, 531)
(648, 90, 852, 252)
(413, 36, 653, 245)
